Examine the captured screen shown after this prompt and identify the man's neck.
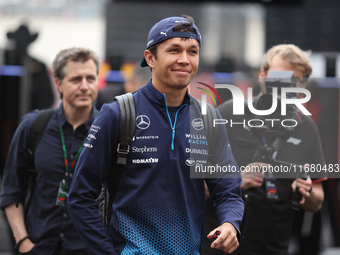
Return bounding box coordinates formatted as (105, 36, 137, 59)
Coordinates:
(164, 89, 187, 107)
(63, 104, 92, 130)
(152, 83, 187, 107)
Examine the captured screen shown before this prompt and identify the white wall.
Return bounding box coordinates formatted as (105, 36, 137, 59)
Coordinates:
(0, 16, 106, 68)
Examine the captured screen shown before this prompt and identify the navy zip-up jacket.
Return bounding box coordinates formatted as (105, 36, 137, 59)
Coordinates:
(68, 80, 244, 255)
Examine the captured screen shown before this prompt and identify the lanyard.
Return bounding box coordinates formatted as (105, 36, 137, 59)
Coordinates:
(59, 126, 86, 186)
(56, 126, 87, 206)
(260, 133, 283, 160)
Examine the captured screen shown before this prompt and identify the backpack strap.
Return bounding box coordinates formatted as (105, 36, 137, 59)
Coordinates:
(27, 109, 55, 162)
(115, 93, 136, 165)
(192, 97, 218, 157)
(105, 93, 136, 226)
(16, 108, 55, 220)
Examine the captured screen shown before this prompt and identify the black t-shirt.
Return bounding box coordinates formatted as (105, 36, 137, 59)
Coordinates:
(201, 99, 325, 255)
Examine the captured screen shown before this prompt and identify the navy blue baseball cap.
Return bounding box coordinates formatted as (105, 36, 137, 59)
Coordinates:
(140, 16, 202, 67)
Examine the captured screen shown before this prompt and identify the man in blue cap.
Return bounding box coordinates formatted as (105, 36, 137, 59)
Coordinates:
(68, 15, 243, 255)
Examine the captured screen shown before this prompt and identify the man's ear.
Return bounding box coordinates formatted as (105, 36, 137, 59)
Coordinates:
(144, 50, 155, 69)
(258, 69, 267, 94)
(55, 77, 62, 94)
(259, 69, 266, 78)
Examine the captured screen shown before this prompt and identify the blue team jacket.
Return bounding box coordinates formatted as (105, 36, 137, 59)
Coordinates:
(68, 80, 244, 255)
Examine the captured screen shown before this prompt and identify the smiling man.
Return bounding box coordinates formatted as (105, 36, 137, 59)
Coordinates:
(0, 48, 99, 254)
(68, 15, 244, 255)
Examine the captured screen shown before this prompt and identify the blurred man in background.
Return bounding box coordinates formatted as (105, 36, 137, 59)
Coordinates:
(1, 47, 99, 255)
(96, 61, 152, 109)
(203, 44, 325, 255)
(124, 62, 152, 94)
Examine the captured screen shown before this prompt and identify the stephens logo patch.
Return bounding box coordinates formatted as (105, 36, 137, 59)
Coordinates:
(132, 146, 157, 153)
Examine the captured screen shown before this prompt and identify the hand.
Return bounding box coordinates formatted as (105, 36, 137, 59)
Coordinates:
(207, 222, 238, 254)
(18, 238, 35, 253)
(240, 162, 267, 190)
(291, 176, 312, 205)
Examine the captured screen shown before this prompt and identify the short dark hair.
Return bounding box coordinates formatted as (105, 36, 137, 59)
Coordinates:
(52, 47, 99, 99)
(52, 47, 99, 81)
(173, 14, 196, 33)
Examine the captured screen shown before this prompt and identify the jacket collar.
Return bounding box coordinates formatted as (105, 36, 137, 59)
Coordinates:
(141, 79, 192, 107)
(56, 103, 97, 130)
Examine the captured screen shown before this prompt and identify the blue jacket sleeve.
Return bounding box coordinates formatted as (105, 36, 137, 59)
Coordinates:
(68, 103, 120, 255)
(205, 109, 244, 235)
(0, 111, 39, 210)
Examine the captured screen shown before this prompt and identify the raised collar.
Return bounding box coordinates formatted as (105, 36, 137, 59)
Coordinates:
(56, 103, 97, 130)
(140, 79, 192, 108)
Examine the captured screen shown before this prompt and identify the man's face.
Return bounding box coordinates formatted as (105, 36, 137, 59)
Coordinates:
(56, 59, 98, 111)
(259, 54, 305, 93)
(146, 37, 199, 92)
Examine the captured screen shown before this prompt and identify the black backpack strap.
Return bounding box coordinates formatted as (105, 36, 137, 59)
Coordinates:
(27, 109, 55, 161)
(16, 108, 55, 220)
(192, 97, 218, 157)
(105, 93, 136, 226)
(115, 93, 136, 165)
